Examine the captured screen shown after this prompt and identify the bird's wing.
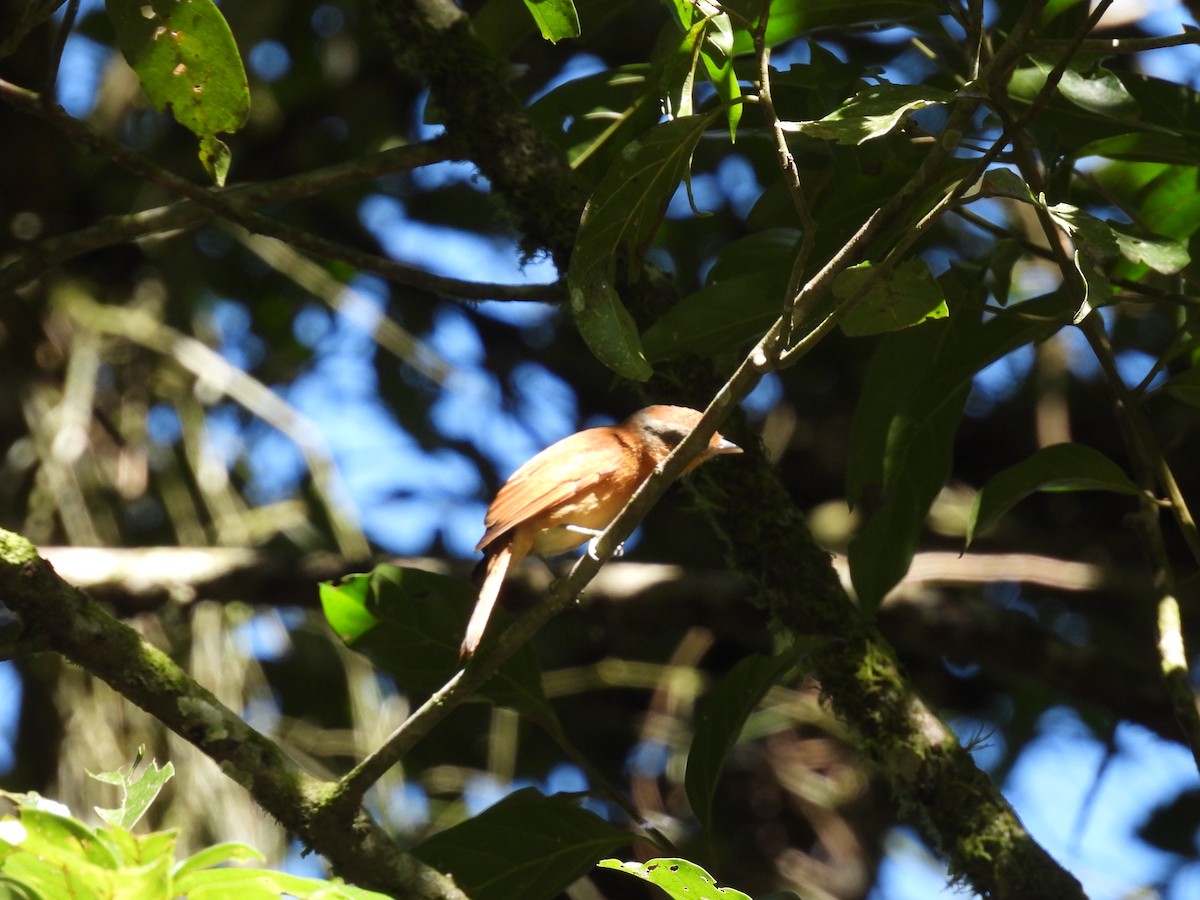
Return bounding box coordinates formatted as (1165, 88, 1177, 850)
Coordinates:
(475, 428, 634, 552)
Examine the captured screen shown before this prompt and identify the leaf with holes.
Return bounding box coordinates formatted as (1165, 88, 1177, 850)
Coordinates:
(599, 858, 752, 899)
(106, 0, 249, 185)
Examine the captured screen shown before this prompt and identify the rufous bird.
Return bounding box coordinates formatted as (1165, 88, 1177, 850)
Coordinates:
(461, 405, 741, 657)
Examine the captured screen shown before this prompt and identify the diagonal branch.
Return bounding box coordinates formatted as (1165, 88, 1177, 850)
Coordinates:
(0, 137, 452, 295)
(0, 530, 467, 900)
(0, 78, 564, 303)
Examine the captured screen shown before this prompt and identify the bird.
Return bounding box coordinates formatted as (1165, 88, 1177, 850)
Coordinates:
(461, 405, 742, 657)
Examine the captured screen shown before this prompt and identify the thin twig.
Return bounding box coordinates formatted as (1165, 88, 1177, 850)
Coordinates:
(0, 139, 455, 294)
(41, 0, 78, 101)
(0, 79, 565, 303)
(752, 2, 817, 351)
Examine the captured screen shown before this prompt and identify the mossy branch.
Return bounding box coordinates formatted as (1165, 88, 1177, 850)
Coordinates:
(0, 529, 467, 900)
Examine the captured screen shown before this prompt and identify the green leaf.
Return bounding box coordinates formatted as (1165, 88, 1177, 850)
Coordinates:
(16, 809, 118, 869)
(414, 789, 628, 900)
(976, 182, 1187, 288)
(642, 228, 800, 360)
(319, 566, 559, 726)
(1008, 65, 1200, 166)
(319, 571, 376, 642)
(789, 84, 955, 145)
(171, 841, 264, 884)
(173, 866, 391, 898)
(661, 20, 709, 121)
(966, 444, 1140, 546)
(526, 64, 658, 179)
(522, 0, 580, 43)
(725, 0, 943, 54)
(698, 12, 741, 141)
(980, 168, 1036, 203)
(1112, 230, 1190, 274)
(1057, 65, 1139, 118)
(92, 823, 176, 875)
(1068, 249, 1112, 322)
(836, 258, 949, 336)
(685, 653, 795, 831)
(567, 280, 651, 380)
(598, 858, 752, 899)
(90, 752, 174, 830)
(567, 114, 717, 379)
(847, 293, 1074, 610)
(105, 0, 249, 184)
(1163, 366, 1200, 408)
(1047, 203, 1120, 262)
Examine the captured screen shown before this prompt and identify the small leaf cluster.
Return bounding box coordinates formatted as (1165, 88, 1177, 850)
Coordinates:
(0, 754, 386, 900)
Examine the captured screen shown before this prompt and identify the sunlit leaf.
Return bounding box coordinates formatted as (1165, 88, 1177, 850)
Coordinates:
(836, 258, 949, 336)
(522, 0, 580, 43)
(90, 753, 174, 830)
(598, 858, 753, 899)
(788, 84, 954, 145)
(106, 0, 249, 184)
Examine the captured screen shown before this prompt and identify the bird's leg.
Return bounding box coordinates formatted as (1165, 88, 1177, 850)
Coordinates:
(561, 524, 625, 560)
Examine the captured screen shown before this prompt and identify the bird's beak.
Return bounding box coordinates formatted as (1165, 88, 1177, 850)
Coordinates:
(713, 435, 742, 455)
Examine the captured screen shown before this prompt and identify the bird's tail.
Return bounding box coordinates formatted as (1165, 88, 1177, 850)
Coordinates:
(460, 544, 512, 657)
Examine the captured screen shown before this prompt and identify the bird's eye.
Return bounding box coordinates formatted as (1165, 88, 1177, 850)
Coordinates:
(657, 425, 689, 447)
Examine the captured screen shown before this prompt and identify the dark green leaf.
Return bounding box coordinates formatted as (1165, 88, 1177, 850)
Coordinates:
(567, 281, 652, 380)
(849, 475, 924, 612)
(522, 0, 580, 43)
(642, 229, 799, 360)
(847, 293, 1074, 610)
(837, 258, 949, 336)
(415, 789, 628, 900)
(966, 443, 1140, 545)
(598, 857, 752, 899)
(526, 64, 657, 177)
(105, 0, 249, 183)
(1163, 366, 1200, 408)
(567, 114, 717, 379)
(685, 653, 795, 831)
(319, 566, 558, 725)
(1008, 65, 1200, 165)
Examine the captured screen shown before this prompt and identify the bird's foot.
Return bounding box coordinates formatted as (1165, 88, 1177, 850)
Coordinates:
(584, 534, 624, 560)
